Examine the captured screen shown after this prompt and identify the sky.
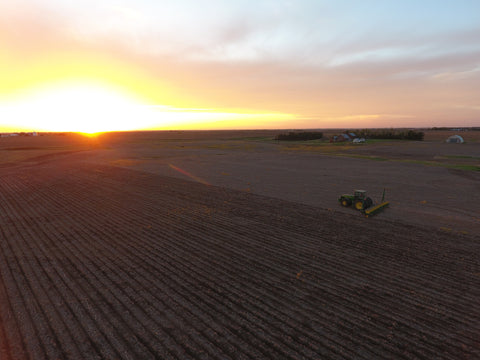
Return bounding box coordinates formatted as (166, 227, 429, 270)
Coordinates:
(1, 0, 479, 132)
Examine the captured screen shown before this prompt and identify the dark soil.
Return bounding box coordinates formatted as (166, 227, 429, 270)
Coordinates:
(0, 146, 479, 359)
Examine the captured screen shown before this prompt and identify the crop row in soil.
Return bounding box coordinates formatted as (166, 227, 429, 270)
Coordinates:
(0, 154, 478, 359)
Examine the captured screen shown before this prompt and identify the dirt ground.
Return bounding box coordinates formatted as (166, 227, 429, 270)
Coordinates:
(84, 129, 480, 234)
(0, 130, 479, 359)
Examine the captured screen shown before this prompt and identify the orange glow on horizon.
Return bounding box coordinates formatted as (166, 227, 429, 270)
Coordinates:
(0, 50, 180, 106)
(0, 79, 296, 133)
(0, 20, 426, 132)
(1, 34, 298, 132)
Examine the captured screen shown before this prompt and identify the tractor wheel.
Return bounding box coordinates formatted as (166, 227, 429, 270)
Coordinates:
(354, 200, 364, 210)
(340, 198, 351, 207)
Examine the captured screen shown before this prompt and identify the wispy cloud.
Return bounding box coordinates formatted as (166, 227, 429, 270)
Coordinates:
(1, 0, 480, 128)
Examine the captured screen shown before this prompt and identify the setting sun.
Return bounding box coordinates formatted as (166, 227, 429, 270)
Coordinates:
(0, 81, 157, 133)
(0, 80, 295, 133)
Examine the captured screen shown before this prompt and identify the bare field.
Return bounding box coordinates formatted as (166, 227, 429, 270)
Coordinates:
(89, 130, 480, 234)
(0, 130, 479, 359)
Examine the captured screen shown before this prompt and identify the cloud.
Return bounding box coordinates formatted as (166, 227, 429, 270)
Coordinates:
(2, 0, 480, 128)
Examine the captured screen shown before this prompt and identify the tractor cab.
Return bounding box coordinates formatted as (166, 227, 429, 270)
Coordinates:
(354, 190, 366, 200)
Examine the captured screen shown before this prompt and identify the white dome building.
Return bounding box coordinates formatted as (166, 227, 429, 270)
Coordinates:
(446, 135, 464, 143)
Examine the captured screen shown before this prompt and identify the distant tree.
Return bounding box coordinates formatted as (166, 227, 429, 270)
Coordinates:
(275, 131, 323, 141)
(356, 129, 424, 141)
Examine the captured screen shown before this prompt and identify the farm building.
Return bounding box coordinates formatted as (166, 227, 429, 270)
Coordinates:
(446, 135, 464, 143)
(330, 133, 352, 142)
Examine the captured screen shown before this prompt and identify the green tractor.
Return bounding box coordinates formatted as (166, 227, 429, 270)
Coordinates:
(339, 190, 373, 210)
(339, 189, 389, 217)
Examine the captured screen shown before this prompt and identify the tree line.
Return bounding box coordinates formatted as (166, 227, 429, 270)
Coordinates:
(274, 132, 323, 141)
(354, 129, 424, 141)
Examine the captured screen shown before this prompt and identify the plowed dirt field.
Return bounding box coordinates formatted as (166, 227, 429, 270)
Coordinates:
(0, 132, 479, 359)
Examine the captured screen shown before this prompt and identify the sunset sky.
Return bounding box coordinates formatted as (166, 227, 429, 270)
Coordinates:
(1, 0, 479, 132)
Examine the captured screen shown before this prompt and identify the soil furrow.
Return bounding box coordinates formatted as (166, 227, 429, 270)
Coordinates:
(3, 176, 195, 360)
(3, 172, 242, 359)
(30, 174, 306, 360)
(35, 173, 438, 358)
(10, 166, 348, 360)
(76, 174, 476, 358)
(0, 179, 126, 359)
(0, 152, 478, 360)
(20, 166, 478, 360)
